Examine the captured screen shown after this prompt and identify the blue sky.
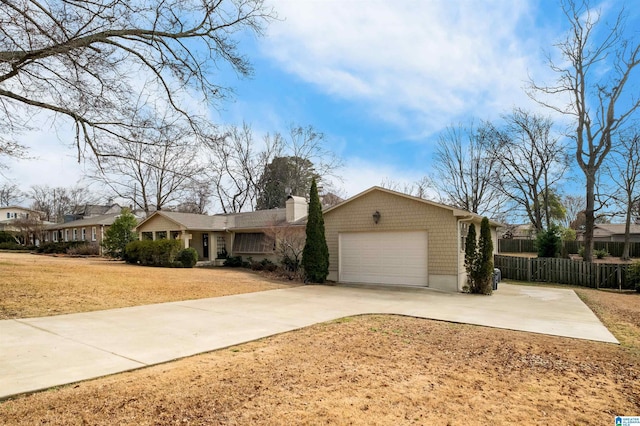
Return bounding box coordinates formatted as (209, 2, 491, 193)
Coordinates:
(3, 0, 639, 207)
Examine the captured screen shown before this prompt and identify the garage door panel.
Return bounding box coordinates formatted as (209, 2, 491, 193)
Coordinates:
(339, 231, 428, 287)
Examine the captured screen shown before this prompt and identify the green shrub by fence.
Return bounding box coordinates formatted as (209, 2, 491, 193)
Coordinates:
(494, 255, 632, 289)
(499, 239, 640, 257)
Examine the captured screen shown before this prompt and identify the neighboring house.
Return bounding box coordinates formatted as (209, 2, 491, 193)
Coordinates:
(63, 203, 122, 223)
(0, 206, 43, 230)
(582, 223, 640, 243)
(0, 206, 48, 244)
(500, 223, 536, 240)
(135, 196, 309, 263)
(43, 212, 139, 254)
(322, 187, 501, 292)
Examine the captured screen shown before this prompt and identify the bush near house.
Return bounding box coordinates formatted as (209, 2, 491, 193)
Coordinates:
(302, 178, 329, 283)
(176, 248, 199, 268)
(464, 217, 494, 295)
(124, 239, 183, 267)
(36, 241, 88, 254)
(535, 226, 562, 258)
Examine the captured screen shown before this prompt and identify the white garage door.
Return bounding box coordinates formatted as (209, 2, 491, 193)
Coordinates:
(339, 231, 428, 286)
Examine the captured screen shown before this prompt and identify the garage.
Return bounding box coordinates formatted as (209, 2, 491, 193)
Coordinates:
(338, 231, 428, 286)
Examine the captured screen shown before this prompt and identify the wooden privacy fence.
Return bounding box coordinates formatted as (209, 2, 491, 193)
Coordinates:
(498, 239, 640, 257)
(494, 255, 632, 289)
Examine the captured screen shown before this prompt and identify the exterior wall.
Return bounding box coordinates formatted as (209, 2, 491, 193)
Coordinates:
(324, 190, 459, 290)
(136, 214, 183, 234)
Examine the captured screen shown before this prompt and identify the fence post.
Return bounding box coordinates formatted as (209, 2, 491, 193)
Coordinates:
(527, 259, 532, 282)
(617, 266, 622, 291)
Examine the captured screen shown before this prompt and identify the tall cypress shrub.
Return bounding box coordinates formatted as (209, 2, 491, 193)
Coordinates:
(476, 217, 494, 295)
(464, 223, 477, 292)
(301, 178, 329, 283)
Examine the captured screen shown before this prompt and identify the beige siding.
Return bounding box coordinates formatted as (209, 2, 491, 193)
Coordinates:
(324, 190, 459, 284)
(137, 215, 184, 233)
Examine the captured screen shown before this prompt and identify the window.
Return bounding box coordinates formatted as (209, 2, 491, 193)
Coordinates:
(141, 232, 153, 240)
(73, 229, 78, 241)
(232, 233, 274, 253)
(216, 236, 227, 258)
(81, 228, 86, 241)
(156, 231, 167, 240)
(6, 212, 9, 218)
(171, 231, 181, 240)
(53, 232, 58, 242)
(64, 230, 69, 242)
(92, 227, 97, 241)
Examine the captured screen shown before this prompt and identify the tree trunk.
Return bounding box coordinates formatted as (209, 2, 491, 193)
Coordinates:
(623, 198, 632, 260)
(583, 171, 596, 262)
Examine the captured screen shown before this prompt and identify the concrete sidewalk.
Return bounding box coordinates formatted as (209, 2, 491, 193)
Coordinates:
(0, 284, 617, 399)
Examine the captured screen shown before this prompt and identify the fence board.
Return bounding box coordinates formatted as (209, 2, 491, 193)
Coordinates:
(498, 239, 640, 257)
(494, 255, 632, 289)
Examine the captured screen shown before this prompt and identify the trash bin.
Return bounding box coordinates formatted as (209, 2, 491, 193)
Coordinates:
(492, 268, 501, 291)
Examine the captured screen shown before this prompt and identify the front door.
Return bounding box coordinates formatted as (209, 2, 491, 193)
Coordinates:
(202, 234, 209, 259)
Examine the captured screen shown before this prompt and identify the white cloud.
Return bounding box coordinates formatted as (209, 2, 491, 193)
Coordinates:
(263, 0, 558, 135)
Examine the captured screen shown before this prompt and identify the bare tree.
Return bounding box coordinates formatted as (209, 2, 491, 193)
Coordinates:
(432, 122, 506, 216)
(487, 109, 568, 231)
(0, 0, 274, 160)
(561, 194, 585, 229)
(90, 119, 205, 215)
(207, 123, 269, 213)
(529, 0, 640, 261)
(604, 130, 640, 260)
(29, 185, 95, 222)
(0, 182, 24, 206)
(379, 176, 435, 200)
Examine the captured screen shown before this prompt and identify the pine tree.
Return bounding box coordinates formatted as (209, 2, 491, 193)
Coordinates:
(301, 178, 329, 283)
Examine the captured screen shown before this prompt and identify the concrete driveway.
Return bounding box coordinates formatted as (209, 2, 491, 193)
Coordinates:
(0, 283, 617, 399)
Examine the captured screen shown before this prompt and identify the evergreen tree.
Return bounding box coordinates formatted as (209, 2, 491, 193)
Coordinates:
(102, 209, 138, 259)
(301, 178, 329, 283)
(464, 223, 477, 292)
(535, 225, 562, 258)
(476, 217, 494, 295)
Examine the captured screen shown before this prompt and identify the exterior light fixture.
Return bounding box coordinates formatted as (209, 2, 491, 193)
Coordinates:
(373, 210, 381, 224)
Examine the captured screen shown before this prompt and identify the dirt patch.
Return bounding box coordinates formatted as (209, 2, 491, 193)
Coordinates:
(1, 284, 639, 424)
(0, 252, 297, 319)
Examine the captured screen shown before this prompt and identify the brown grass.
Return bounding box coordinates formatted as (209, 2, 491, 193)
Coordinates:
(1, 254, 639, 425)
(0, 252, 296, 319)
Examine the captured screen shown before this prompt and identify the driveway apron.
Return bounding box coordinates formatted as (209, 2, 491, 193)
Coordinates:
(0, 283, 617, 399)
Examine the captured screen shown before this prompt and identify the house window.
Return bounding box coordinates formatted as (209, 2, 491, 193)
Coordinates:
(232, 233, 274, 253)
(81, 228, 86, 241)
(171, 231, 181, 240)
(73, 229, 78, 241)
(141, 232, 153, 240)
(216, 236, 227, 258)
(92, 227, 97, 241)
(5, 213, 9, 219)
(64, 230, 69, 242)
(156, 231, 167, 240)
(53, 232, 58, 242)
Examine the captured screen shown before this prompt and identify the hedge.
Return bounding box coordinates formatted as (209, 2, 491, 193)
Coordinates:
(124, 239, 198, 268)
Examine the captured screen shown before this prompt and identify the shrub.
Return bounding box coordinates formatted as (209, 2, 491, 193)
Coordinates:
(0, 241, 24, 250)
(249, 258, 277, 272)
(36, 241, 87, 254)
(102, 209, 138, 259)
(0, 231, 16, 244)
(535, 226, 562, 258)
(594, 249, 609, 259)
(124, 239, 182, 267)
(67, 243, 100, 256)
(464, 218, 494, 295)
(628, 262, 640, 292)
(223, 256, 244, 267)
(176, 248, 198, 268)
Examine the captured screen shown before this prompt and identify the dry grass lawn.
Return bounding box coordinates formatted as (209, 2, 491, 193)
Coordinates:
(0, 252, 296, 319)
(1, 254, 639, 424)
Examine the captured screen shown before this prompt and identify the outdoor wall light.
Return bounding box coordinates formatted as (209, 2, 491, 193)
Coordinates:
(373, 210, 381, 224)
